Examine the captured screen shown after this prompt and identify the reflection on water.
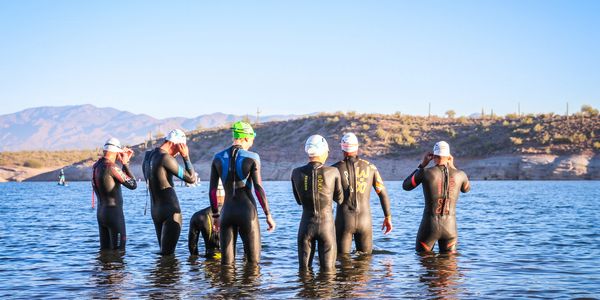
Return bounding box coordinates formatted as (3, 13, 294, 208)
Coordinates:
(91, 250, 127, 298)
(147, 255, 182, 299)
(418, 253, 463, 299)
(2, 181, 600, 298)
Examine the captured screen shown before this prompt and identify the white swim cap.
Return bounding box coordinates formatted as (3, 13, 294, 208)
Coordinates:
(433, 141, 451, 157)
(103, 137, 124, 153)
(305, 135, 329, 157)
(216, 179, 225, 197)
(340, 132, 359, 153)
(166, 129, 187, 144)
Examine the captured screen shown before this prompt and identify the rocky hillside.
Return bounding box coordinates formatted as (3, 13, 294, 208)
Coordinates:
(21, 111, 600, 182)
(0, 104, 299, 151)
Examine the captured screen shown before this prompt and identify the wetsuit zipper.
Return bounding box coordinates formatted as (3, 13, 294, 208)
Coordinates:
(441, 165, 449, 216)
(312, 167, 318, 218)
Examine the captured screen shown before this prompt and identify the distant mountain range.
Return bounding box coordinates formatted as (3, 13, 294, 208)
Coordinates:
(0, 105, 300, 151)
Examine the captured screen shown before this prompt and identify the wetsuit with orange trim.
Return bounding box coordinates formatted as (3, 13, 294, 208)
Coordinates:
(403, 164, 470, 253)
(291, 161, 343, 270)
(188, 206, 221, 258)
(332, 156, 391, 254)
(143, 148, 197, 255)
(209, 145, 271, 264)
(92, 157, 137, 250)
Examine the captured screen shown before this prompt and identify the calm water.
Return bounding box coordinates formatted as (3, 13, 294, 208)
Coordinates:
(0, 181, 599, 299)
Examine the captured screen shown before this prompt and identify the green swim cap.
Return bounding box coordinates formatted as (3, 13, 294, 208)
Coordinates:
(231, 121, 256, 139)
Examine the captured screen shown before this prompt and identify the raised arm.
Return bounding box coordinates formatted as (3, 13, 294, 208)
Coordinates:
(162, 154, 197, 184)
(403, 167, 424, 191)
(111, 164, 137, 190)
(461, 171, 471, 193)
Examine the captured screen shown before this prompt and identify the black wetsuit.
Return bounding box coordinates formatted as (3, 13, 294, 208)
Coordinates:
(142, 148, 197, 255)
(332, 156, 391, 254)
(188, 206, 221, 258)
(92, 158, 137, 250)
(403, 164, 470, 252)
(209, 145, 271, 265)
(291, 162, 343, 270)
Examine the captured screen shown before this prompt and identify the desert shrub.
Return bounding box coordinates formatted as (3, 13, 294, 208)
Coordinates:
(570, 133, 587, 144)
(593, 142, 600, 150)
(533, 124, 544, 132)
(375, 128, 389, 142)
(23, 159, 44, 168)
(510, 137, 523, 145)
(446, 128, 457, 138)
(362, 124, 370, 131)
(513, 128, 531, 135)
(522, 117, 534, 125)
(539, 132, 551, 144)
(502, 120, 510, 126)
(553, 134, 571, 144)
(457, 116, 469, 124)
(445, 110, 456, 118)
(326, 116, 340, 124)
(506, 113, 519, 119)
(581, 105, 599, 116)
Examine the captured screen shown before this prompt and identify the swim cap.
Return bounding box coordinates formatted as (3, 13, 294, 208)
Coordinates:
(103, 137, 124, 153)
(231, 121, 256, 139)
(433, 141, 451, 157)
(341, 132, 359, 153)
(166, 129, 187, 144)
(217, 179, 225, 197)
(305, 135, 329, 157)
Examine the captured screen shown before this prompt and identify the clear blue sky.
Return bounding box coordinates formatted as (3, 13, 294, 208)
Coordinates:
(1, 1, 599, 118)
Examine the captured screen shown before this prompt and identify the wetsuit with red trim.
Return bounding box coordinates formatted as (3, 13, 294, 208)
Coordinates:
(209, 145, 271, 265)
(291, 161, 343, 271)
(332, 156, 391, 254)
(403, 164, 470, 253)
(142, 148, 197, 255)
(92, 157, 137, 250)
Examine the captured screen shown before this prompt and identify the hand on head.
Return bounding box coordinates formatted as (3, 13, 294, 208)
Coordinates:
(118, 148, 133, 164)
(421, 152, 434, 167)
(175, 143, 189, 158)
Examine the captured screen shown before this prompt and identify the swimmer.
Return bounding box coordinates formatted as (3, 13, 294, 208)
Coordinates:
(143, 129, 197, 255)
(188, 179, 225, 259)
(92, 137, 137, 250)
(402, 141, 470, 253)
(291, 135, 343, 271)
(209, 121, 276, 265)
(332, 133, 392, 255)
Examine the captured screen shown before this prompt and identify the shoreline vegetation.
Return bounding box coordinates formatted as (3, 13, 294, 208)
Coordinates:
(1, 108, 599, 182)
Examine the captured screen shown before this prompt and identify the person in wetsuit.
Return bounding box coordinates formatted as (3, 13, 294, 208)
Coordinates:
(402, 141, 470, 253)
(188, 179, 225, 259)
(92, 137, 137, 250)
(332, 132, 392, 255)
(209, 121, 276, 265)
(142, 129, 197, 255)
(291, 135, 343, 271)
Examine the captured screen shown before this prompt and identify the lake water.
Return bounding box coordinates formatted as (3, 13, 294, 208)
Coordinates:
(0, 181, 598, 298)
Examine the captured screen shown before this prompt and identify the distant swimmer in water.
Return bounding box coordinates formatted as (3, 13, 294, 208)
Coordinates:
(188, 179, 225, 259)
(402, 141, 470, 253)
(291, 135, 343, 271)
(143, 129, 197, 255)
(332, 133, 392, 255)
(92, 138, 137, 250)
(209, 121, 276, 265)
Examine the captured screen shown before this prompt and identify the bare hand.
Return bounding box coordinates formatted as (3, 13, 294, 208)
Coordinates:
(176, 143, 189, 159)
(266, 215, 276, 232)
(119, 148, 133, 165)
(381, 217, 393, 235)
(213, 216, 220, 233)
(421, 152, 434, 168)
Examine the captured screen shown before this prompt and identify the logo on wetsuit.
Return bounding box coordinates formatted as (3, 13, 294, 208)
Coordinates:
(355, 167, 370, 193)
(317, 174, 324, 192)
